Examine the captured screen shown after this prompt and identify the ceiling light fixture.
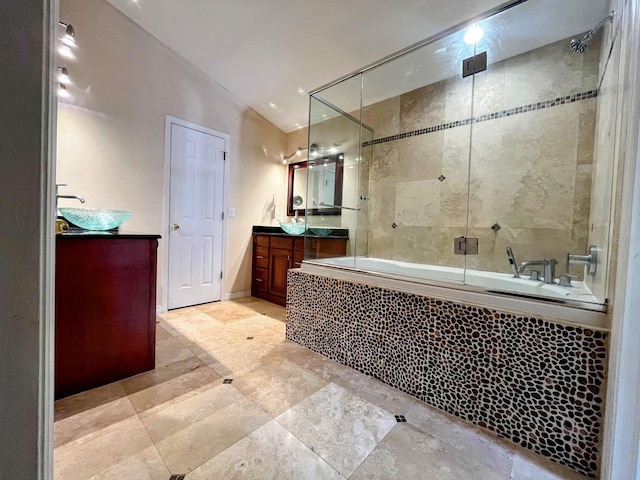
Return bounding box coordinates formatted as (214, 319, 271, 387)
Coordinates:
(297, 87, 306, 96)
(269, 101, 277, 109)
(464, 24, 484, 45)
(57, 67, 71, 85)
(283, 146, 308, 162)
(59, 22, 77, 47)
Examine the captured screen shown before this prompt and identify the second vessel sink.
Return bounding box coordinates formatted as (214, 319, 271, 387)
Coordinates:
(59, 207, 132, 231)
(279, 222, 306, 235)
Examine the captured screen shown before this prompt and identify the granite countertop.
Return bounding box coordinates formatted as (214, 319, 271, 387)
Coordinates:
(252, 225, 348, 239)
(57, 229, 161, 239)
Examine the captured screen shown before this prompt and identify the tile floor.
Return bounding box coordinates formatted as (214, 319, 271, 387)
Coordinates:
(54, 297, 589, 480)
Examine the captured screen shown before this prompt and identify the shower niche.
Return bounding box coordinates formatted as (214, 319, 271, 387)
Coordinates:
(304, 0, 619, 309)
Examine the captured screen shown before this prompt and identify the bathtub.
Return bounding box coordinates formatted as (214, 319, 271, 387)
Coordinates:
(300, 256, 607, 329)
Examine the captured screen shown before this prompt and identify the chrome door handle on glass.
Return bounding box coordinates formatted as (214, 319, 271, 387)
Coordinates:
(567, 245, 598, 275)
(172, 223, 180, 230)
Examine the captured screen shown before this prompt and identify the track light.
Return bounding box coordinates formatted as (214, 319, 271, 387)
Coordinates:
(57, 83, 71, 99)
(283, 146, 309, 162)
(57, 67, 71, 85)
(59, 22, 76, 47)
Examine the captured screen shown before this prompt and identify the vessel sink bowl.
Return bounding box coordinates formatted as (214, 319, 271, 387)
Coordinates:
(279, 222, 306, 235)
(59, 207, 132, 231)
(309, 227, 333, 236)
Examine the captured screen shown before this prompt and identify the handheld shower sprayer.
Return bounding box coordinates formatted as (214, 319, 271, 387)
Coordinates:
(570, 10, 615, 54)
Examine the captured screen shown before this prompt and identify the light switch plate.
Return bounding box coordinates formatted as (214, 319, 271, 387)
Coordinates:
(228, 207, 235, 218)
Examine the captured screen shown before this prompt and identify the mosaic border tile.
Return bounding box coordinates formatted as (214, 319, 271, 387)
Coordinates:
(362, 90, 598, 147)
(286, 270, 607, 478)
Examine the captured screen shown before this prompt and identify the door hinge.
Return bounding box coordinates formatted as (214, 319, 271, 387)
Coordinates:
(223, 151, 227, 160)
(454, 236, 479, 255)
(221, 212, 224, 220)
(220, 271, 223, 280)
(462, 51, 487, 78)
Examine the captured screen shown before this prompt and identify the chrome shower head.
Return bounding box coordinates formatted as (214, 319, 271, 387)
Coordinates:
(570, 38, 589, 54)
(570, 10, 615, 54)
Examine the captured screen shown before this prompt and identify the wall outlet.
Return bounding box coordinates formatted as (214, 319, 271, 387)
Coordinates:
(228, 207, 235, 218)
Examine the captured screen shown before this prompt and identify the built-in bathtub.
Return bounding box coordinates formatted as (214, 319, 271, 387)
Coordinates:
(286, 261, 609, 477)
(301, 256, 607, 328)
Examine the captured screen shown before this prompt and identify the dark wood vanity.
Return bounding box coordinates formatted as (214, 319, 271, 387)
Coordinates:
(55, 232, 160, 399)
(251, 226, 347, 306)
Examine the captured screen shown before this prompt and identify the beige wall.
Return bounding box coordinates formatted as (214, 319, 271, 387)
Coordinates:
(57, 0, 287, 305)
(359, 36, 601, 281)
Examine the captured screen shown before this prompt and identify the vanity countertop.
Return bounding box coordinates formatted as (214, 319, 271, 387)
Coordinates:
(57, 229, 161, 239)
(252, 225, 348, 239)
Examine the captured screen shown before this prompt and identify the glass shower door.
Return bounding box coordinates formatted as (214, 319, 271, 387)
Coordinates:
(358, 24, 475, 283)
(465, 0, 612, 305)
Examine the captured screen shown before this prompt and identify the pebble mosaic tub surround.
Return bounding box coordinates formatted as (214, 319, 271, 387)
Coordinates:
(285, 270, 608, 478)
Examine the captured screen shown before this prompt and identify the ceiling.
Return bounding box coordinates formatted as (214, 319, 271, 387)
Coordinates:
(105, 0, 609, 133)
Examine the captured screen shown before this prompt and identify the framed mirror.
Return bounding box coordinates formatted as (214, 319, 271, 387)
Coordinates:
(287, 153, 344, 216)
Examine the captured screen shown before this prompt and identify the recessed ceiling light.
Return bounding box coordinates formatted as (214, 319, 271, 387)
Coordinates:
(464, 24, 484, 45)
(269, 102, 277, 109)
(297, 87, 306, 96)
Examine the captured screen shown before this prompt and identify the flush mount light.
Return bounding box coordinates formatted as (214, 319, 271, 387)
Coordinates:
(59, 22, 77, 47)
(57, 83, 71, 99)
(464, 24, 484, 45)
(57, 67, 71, 85)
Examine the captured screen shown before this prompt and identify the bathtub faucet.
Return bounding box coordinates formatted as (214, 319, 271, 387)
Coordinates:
(518, 258, 558, 284)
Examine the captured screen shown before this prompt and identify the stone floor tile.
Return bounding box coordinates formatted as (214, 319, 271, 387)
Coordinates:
(155, 335, 197, 368)
(233, 358, 328, 416)
(54, 382, 136, 448)
(120, 357, 221, 415)
(54, 417, 161, 480)
(185, 421, 344, 480)
(276, 383, 396, 477)
(148, 388, 271, 473)
(350, 423, 511, 480)
(511, 450, 590, 480)
(284, 346, 355, 381)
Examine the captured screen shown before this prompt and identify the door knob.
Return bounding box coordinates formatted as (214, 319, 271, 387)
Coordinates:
(171, 223, 180, 230)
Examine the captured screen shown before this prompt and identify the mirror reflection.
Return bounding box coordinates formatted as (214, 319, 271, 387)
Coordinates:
(287, 153, 344, 216)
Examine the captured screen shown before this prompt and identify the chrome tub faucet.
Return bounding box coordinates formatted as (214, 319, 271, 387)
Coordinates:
(518, 258, 558, 284)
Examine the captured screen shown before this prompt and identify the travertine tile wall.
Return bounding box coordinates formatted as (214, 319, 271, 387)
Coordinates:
(361, 37, 602, 279)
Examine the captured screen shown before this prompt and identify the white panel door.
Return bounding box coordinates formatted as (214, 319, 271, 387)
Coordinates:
(168, 123, 225, 309)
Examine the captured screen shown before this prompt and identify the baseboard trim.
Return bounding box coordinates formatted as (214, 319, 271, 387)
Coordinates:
(224, 290, 251, 301)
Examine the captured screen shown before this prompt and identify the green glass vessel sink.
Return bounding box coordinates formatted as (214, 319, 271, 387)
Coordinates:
(279, 222, 306, 235)
(59, 207, 132, 231)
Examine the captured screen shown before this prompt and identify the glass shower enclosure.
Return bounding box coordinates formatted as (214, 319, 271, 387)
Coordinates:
(304, 0, 618, 308)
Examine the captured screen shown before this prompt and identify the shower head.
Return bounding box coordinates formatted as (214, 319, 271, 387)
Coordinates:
(569, 38, 589, 54)
(570, 10, 615, 54)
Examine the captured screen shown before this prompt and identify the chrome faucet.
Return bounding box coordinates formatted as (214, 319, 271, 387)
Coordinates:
(56, 184, 85, 208)
(518, 258, 558, 284)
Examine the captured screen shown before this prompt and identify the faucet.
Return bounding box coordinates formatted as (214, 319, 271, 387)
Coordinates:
(518, 258, 558, 284)
(56, 184, 85, 209)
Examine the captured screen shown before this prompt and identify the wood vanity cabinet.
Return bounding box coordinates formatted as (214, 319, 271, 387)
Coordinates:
(251, 233, 347, 306)
(55, 234, 160, 399)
